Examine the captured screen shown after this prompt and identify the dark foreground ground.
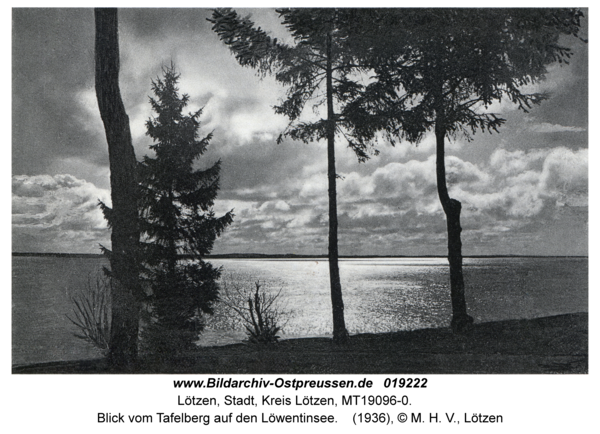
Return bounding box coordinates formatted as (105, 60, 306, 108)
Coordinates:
(13, 313, 587, 374)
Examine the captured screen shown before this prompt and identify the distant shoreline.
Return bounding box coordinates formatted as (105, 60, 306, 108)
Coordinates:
(12, 252, 589, 259)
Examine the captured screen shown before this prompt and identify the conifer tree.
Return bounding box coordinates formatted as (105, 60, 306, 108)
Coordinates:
(139, 65, 233, 355)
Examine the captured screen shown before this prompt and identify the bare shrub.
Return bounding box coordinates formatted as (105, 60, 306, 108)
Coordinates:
(220, 280, 289, 344)
(66, 272, 111, 352)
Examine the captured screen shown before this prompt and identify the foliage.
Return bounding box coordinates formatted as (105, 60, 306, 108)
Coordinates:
(209, 8, 381, 161)
(346, 8, 586, 144)
(66, 271, 112, 353)
(138, 64, 234, 356)
(220, 280, 289, 344)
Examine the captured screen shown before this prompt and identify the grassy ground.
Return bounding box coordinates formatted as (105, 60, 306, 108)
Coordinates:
(13, 312, 587, 374)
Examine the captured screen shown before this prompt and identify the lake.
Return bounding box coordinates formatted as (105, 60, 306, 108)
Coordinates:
(12, 256, 588, 366)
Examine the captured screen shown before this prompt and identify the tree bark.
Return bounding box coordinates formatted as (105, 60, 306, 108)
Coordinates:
(435, 114, 473, 334)
(326, 31, 349, 344)
(95, 8, 141, 369)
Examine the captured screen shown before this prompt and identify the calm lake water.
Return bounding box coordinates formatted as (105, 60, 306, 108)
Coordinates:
(12, 256, 588, 366)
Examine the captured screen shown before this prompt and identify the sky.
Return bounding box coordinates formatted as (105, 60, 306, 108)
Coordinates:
(11, 7, 589, 256)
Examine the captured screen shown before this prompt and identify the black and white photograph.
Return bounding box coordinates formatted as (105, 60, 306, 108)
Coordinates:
(12, 8, 588, 374)
(6, 3, 594, 430)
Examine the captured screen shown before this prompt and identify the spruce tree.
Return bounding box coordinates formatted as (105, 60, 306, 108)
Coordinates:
(139, 65, 233, 356)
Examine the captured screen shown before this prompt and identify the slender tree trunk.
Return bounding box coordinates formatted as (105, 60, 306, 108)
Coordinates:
(95, 8, 141, 369)
(434, 112, 473, 333)
(326, 31, 349, 344)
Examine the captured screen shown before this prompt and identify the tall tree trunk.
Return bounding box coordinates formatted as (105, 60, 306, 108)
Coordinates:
(95, 8, 141, 369)
(434, 114, 473, 334)
(326, 31, 349, 344)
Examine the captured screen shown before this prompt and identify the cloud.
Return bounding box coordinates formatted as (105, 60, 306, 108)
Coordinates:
(206, 143, 588, 256)
(528, 122, 587, 134)
(11, 146, 587, 256)
(539, 148, 588, 206)
(116, 8, 289, 152)
(339, 147, 586, 252)
(299, 173, 328, 199)
(489, 148, 546, 175)
(11, 9, 588, 256)
(12, 174, 111, 253)
(443, 148, 587, 222)
(259, 200, 291, 213)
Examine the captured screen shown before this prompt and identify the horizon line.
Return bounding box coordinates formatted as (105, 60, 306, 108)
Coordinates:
(11, 252, 589, 259)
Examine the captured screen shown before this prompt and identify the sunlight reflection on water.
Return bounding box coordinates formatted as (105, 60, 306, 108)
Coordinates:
(200, 257, 587, 346)
(12, 256, 587, 363)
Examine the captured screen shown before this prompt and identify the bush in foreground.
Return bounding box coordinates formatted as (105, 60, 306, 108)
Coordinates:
(221, 280, 289, 344)
(66, 271, 112, 353)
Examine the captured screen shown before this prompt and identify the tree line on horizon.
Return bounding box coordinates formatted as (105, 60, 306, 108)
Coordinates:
(94, 7, 585, 370)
